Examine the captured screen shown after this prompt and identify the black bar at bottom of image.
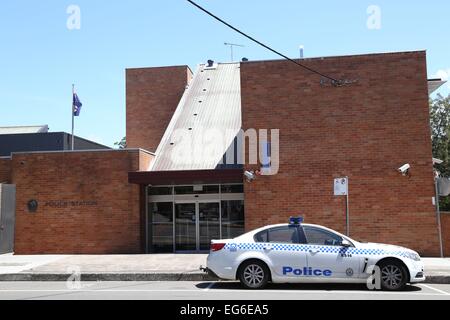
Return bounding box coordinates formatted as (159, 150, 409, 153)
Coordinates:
(0, 300, 446, 319)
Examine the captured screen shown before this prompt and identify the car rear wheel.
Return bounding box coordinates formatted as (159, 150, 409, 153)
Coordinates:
(379, 260, 408, 291)
(238, 260, 269, 289)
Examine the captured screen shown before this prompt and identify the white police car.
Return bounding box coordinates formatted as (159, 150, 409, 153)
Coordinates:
(205, 217, 425, 290)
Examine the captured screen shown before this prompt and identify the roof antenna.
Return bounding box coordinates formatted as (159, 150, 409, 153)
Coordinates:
(224, 42, 245, 62)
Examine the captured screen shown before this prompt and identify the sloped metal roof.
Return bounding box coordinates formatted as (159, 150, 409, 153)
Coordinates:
(0, 125, 49, 135)
(150, 63, 241, 171)
(428, 79, 447, 95)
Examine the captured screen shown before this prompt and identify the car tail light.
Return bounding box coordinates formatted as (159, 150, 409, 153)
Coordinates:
(210, 243, 226, 252)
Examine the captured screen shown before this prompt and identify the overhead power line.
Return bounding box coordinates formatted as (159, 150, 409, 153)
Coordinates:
(186, 0, 340, 84)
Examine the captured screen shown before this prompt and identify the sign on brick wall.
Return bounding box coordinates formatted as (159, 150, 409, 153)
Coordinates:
(334, 178, 348, 196)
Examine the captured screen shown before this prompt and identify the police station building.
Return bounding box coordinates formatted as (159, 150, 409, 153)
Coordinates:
(0, 51, 448, 256)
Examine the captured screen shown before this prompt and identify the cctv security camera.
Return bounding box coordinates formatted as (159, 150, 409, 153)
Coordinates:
(398, 164, 410, 176)
(244, 171, 256, 182)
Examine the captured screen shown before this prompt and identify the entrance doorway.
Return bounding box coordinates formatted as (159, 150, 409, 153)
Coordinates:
(146, 184, 244, 253)
(175, 202, 220, 252)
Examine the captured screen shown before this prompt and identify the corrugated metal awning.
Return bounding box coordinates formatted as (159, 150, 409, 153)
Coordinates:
(150, 63, 242, 171)
(428, 79, 447, 95)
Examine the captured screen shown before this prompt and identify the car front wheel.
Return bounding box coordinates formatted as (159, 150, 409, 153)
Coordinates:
(238, 260, 270, 289)
(379, 260, 408, 291)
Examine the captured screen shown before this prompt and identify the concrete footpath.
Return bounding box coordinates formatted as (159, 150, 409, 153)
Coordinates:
(1, 254, 450, 283)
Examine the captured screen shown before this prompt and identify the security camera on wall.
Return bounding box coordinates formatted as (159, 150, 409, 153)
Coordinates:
(244, 171, 256, 182)
(398, 164, 411, 176)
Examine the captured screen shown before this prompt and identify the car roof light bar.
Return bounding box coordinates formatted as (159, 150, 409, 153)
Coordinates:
(289, 217, 303, 225)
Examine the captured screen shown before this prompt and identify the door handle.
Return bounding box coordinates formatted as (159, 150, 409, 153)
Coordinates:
(263, 245, 273, 251)
(309, 249, 319, 255)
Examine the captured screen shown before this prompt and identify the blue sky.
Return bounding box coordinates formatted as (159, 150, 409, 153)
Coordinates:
(0, 0, 449, 147)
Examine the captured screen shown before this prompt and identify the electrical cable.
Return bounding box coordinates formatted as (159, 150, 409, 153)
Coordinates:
(186, 0, 340, 84)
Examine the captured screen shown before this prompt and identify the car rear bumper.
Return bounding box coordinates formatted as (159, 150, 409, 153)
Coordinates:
(200, 266, 221, 279)
(206, 253, 237, 280)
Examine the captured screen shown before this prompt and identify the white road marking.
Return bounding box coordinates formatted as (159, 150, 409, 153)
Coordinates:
(0, 289, 446, 297)
(0, 282, 448, 297)
(0, 290, 197, 292)
(418, 284, 450, 295)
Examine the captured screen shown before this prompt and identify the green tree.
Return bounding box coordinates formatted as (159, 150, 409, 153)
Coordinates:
(430, 94, 450, 210)
(430, 94, 450, 175)
(114, 136, 126, 149)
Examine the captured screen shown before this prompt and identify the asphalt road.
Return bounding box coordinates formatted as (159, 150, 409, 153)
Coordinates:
(0, 281, 449, 300)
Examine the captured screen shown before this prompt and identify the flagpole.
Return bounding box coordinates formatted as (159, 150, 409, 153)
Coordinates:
(71, 84, 75, 151)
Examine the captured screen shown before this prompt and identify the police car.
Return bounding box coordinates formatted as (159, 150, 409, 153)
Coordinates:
(204, 217, 425, 290)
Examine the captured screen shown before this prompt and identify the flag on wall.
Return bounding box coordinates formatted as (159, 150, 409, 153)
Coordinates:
(73, 93, 83, 116)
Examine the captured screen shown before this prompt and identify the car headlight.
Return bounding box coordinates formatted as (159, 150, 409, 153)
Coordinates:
(404, 252, 421, 261)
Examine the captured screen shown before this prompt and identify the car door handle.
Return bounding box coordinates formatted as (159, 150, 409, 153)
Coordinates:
(263, 246, 273, 251)
(309, 249, 319, 255)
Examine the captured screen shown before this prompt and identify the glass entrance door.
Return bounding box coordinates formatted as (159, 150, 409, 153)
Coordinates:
(175, 203, 197, 251)
(175, 202, 220, 252)
(199, 202, 220, 251)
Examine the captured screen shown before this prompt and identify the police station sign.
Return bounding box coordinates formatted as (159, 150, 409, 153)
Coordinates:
(44, 200, 98, 208)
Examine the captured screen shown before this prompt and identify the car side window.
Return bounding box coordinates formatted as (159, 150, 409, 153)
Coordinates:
(268, 227, 299, 244)
(254, 226, 301, 244)
(303, 226, 343, 246)
(254, 230, 268, 243)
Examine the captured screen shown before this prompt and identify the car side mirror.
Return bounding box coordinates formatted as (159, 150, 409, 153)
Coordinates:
(341, 239, 352, 247)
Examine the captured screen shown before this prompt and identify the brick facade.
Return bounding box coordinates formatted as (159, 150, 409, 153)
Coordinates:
(240, 51, 440, 256)
(0, 158, 11, 183)
(13, 150, 153, 254)
(8, 51, 445, 256)
(441, 213, 450, 256)
(126, 65, 192, 153)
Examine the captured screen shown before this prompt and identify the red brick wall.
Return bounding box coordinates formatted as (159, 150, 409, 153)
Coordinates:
(126, 65, 192, 152)
(0, 158, 11, 183)
(441, 213, 450, 257)
(139, 150, 154, 171)
(241, 51, 440, 256)
(13, 150, 153, 254)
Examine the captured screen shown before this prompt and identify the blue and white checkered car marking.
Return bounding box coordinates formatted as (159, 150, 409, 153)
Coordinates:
(224, 243, 410, 257)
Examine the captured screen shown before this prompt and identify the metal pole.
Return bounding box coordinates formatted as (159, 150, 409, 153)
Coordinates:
(434, 176, 444, 257)
(71, 84, 75, 151)
(219, 185, 222, 239)
(346, 177, 350, 236)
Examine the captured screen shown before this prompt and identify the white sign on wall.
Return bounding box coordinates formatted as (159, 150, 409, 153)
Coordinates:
(334, 178, 348, 196)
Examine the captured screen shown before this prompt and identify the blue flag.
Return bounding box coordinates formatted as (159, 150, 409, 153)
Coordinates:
(73, 93, 83, 116)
